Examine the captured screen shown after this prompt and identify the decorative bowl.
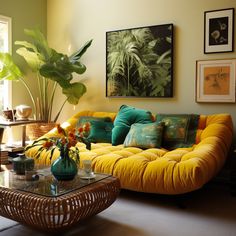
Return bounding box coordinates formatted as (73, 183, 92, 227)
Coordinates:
(15, 105, 32, 120)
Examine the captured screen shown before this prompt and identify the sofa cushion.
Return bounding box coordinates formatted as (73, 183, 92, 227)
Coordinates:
(155, 114, 200, 149)
(87, 120, 114, 143)
(124, 122, 164, 149)
(77, 116, 112, 137)
(112, 105, 153, 145)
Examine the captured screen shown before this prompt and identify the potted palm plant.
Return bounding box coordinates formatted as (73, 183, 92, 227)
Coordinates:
(0, 28, 92, 138)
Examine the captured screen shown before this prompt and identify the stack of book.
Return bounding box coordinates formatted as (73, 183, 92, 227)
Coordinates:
(0, 150, 9, 164)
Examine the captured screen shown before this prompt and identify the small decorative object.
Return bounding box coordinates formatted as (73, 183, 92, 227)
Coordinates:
(2, 108, 16, 121)
(82, 159, 93, 176)
(204, 8, 234, 53)
(106, 24, 173, 97)
(196, 59, 236, 103)
(12, 153, 34, 175)
(15, 104, 32, 120)
(26, 123, 91, 180)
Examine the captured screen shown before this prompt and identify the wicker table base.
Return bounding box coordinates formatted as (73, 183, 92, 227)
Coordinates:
(0, 174, 120, 231)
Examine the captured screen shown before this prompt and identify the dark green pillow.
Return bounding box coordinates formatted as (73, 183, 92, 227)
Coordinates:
(112, 105, 153, 145)
(77, 116, 112, 137)
(87, 120, 114, 143)
(124, 122, 164, 149)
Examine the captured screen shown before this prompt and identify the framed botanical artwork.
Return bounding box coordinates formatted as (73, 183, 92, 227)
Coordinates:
(106, 24, 173, 97)
(204, 8, 234, 53)
(196, 59, 236, 103)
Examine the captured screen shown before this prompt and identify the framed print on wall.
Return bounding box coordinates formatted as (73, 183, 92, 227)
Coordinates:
(106, 24, 173, 97)
(204, 8, 234, 53)
(196, 59, 236, 103)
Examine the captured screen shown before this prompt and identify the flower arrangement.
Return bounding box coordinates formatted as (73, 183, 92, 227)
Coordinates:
(25, 122, 91, 163)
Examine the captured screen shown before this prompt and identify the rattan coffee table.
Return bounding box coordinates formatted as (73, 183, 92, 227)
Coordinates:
(0, 168, 120, 231)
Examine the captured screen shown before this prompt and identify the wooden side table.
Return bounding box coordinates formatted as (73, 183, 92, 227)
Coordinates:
(0, 120, 43, 147)
(0, 120, 42, 170)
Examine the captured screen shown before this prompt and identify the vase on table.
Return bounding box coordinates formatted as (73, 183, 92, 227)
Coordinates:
(51, 148, 78, 181)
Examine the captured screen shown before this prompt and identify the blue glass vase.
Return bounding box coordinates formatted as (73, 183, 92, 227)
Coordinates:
(51, 148, 78, 181)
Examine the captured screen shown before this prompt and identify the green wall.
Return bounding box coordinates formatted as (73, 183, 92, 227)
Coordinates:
(0, 0, 47, 142)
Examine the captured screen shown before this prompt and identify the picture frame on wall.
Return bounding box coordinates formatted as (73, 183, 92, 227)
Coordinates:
(196, 59, 236, 103)
(204, 8, 234, 54)
(106, 24, 173, 97)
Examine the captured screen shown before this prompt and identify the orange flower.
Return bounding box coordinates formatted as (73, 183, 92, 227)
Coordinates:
(56, 124, 64, 134)
(68, 137, 77, 147)
(83, 122, 90, 132)
(68, 130, 76, 139)
(78, 127, 84, 133)
(43, 140, 53, 149)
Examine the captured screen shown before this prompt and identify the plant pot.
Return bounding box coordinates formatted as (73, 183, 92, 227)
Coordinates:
(27, 122, 57, 140)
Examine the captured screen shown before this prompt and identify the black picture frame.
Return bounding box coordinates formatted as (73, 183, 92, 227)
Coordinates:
(106, 24, 174, 97)
(204, 8, 234, 54)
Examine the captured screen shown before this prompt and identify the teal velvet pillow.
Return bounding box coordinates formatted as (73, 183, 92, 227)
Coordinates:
(77, 116, 112, 137)
(112, 105, 153, 145)
(87, 120, 114, 143)
(124, 122, 164, 149)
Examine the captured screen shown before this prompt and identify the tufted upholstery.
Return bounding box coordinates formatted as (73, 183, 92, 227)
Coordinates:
(25, 111, 233, 195)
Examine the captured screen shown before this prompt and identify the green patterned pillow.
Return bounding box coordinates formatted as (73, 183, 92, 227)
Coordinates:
(155, 114, 199, 149)
(124, 122, 164, 149)
(87, 120, 114, 143)
(156, 114, 190, 142)
(77, 116, 112, 137)
(112, 105, 153, 145)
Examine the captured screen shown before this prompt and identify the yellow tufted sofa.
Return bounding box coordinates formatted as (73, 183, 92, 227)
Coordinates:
(25, 110, 233, 195)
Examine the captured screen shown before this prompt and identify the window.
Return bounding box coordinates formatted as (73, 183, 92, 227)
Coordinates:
(0, 15, 12, 111)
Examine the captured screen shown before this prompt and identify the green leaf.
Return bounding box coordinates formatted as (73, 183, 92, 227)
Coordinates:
(16, 47, 44, 71)
(69, 39, 93, 62)
(0, 53, 22, 81)
(62, 82, 87, 105)
(23, 28, 52, 61)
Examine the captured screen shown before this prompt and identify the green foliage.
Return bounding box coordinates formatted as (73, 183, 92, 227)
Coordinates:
(0, 28, 92, 122)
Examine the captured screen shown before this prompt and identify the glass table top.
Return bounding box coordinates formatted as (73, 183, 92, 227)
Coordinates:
(0, 168, 110, 197)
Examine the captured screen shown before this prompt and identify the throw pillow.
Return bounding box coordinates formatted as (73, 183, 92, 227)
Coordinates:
(77, 116, 112, 137)
(124, 122, 164, 149)
(87, 120, 114, 143)
(155, 114, 200, 149)
(112, 105, 153, 145)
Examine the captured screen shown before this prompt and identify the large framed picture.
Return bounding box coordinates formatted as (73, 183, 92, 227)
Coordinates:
(196, 59, 236, 103)
(106, 24, 173, 97)
(204, 8, 234, 53)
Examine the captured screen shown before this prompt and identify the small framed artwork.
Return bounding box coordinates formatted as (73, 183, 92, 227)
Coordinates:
(196, 59, 236, 103)
(106, 24, 173, 97)
(204, 8, 234, 53)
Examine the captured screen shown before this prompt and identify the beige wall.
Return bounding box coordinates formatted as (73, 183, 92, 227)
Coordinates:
(47, 0, 236, 132)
